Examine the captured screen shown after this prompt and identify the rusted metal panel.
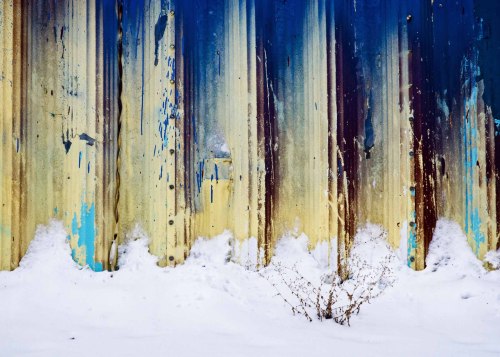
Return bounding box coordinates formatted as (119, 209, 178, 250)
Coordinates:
(1, 0, 499, 271)
(120, 0, 185, 266)
(0, 0, 23, 270)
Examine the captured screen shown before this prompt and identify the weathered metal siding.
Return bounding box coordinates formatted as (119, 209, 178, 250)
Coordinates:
(1, 0, 118, 271)
(1, 0, 499, 271)
(0, 0, 23, 270)
(120, 0, 186, 266)
(25, 0, 111, 270)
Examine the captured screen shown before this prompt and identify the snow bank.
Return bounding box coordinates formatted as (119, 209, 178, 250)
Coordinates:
(426, 219, 484, 277)
(485, 249, 500, 270)
(0, 219, 499, 356)
(350, 223, 400, 272)
(118, 226, 158, 272)
(187, 231, 233, 266)
(17, 220, 78, 274)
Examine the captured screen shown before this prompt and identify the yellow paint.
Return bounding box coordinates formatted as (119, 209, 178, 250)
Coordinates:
(195, 158, 233, 238)
(191, 0, 265, 265)
(267, 1, 332, 255)
(1, 1, 498, 272)
(120, 1, 185, 267)
(0, 0, 22, 270)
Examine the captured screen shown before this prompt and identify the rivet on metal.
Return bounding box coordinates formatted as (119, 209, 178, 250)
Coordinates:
(169, 219, 174, 225)
(169, 149, 175, 155)
(169, 256, 174, 261)
(169, 184, 174, 190)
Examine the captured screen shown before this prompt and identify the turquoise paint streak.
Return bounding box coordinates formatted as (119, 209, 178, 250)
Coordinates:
(70, 202, 103, 271)
(462, 53, 484, 256)
(0, 224, 12, 236)
(407, 210, 417, 267)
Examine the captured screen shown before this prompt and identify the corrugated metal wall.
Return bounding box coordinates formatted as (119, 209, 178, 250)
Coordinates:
(1, 0, 499, 272)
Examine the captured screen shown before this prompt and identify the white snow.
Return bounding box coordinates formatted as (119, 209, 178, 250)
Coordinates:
(485, 249, 500, 270)
(0, 219, 499, 356)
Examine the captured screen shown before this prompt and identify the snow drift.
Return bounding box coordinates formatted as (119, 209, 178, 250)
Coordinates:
(0, 219, 499, 356)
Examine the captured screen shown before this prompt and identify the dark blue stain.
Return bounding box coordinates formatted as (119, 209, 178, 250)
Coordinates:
(192, 115, 197, 144)
(215, 164, 219, 182)
(196, 160, 205, 193)
(79, 133, 95, 146)
(337, 157, 343, 178)
(154, 13, 168, 66)
(62, 134, 72, 154)
(475, 1, 500, 120)
(364, 93, 375, 159)
(78, 151, 82, 168)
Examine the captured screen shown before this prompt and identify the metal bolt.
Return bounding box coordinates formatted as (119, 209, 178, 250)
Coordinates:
(169, 10, 175, 16)
(169, 256, 174, 261)
(409, 221, 416, 227)
(170, 113, 175, 119)
(169, 149, 175, 155)
(170, 44, 175, 49)
(169, 219, 174, 225)
(169, 184, 174, 190)
(410, 256, 415, 262)
(170, 79, 175, 85)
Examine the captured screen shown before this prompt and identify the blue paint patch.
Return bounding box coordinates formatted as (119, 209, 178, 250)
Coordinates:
(192, 115, 197, 144)
(140, 12, 145, 136)
(470, 208, 485, 255)
(196, 160, 205, 193)
(70, 201, 103, 271)
(78, 151, 82, 168)
(462, 52, 485, 257)
(407, 210, 417, 267)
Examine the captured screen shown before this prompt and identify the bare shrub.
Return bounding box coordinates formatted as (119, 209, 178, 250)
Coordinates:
(263, 250, 395, 326)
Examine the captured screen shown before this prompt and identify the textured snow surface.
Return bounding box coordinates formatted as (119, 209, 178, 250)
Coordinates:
(0, 220, 499, 356)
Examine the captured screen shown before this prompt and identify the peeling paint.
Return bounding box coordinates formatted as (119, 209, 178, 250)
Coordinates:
(1, 0, 499, 272)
